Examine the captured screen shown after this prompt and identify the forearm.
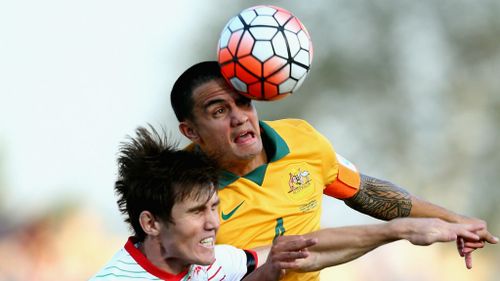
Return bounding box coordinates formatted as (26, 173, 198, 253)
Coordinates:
(297, 217, 481, 272)
(344, 174, 412, 220)
(408, 195, 464, 222)
(297, 222, 401, 271)
(250, 219, 485, 274)
(345, 174, 463, 222)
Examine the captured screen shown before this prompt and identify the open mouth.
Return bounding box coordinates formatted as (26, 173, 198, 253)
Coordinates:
(200, 237, 214, 248)
(234, 131, 255, 144)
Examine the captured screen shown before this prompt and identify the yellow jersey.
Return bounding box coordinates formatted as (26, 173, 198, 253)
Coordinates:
(215, 119, 360, 281)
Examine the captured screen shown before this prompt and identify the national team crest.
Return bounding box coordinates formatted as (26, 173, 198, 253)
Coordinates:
(284, 164, 315, 201)
(288, 168, 311, 193)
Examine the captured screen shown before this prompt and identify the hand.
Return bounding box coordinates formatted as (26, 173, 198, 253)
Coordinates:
(263, 235, 317, 280)
(398, 218, 484, 246)
(455, 217, 499, 269)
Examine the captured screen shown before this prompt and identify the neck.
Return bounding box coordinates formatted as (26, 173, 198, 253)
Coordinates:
(140, 236, 189, 275)
(222, 148, 268, 176)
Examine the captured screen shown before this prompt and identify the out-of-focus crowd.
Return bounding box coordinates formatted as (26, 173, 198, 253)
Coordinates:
(0, 207, 123, 281)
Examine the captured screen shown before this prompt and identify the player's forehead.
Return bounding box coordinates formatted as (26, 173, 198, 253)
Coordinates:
(173, 188, 219, 211)
(192, 78, 237, 107)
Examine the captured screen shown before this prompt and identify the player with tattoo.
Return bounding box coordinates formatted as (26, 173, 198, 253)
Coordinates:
(170, 61, 498, 281)
(90, 126, 485, 281)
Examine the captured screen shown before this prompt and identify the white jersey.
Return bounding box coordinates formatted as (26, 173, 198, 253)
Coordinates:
(89, 237, 252, 281)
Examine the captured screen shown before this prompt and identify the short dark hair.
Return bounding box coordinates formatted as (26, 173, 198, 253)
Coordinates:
(115, 125, 218, 241)
(170, 61, 224, 122)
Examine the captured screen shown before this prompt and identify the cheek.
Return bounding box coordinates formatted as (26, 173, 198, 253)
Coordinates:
(168, 223, 197, 244)
(198, 125, 229, 144)
(248, 107, 259, 119)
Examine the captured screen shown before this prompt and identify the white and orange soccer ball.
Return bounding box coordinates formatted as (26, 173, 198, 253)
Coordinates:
(217, 5, 313, 101)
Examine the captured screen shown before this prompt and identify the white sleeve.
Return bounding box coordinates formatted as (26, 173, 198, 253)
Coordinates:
(209, 244, 248, 281)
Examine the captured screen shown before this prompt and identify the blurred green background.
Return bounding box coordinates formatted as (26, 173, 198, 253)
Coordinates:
(0, 0, 498, 280)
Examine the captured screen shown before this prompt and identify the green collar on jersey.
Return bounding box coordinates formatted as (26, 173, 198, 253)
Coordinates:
(218, 120, 290, 188)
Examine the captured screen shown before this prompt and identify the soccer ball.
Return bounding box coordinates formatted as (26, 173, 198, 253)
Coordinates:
(217, 5, 313, 101)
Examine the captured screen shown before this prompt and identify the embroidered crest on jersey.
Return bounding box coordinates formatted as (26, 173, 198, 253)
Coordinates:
(289, 168, 311, 191)
(284, 164, 315, 201)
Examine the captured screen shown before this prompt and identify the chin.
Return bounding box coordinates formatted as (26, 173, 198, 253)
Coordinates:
(192, 246, 216, 265)
(241, 151, 261, 160)
(238, 145, 262, 157)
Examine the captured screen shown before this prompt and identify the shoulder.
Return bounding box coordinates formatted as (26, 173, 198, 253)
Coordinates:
(264, 118, 315, 131)
(263, 118, 320, 138)
(209, 245, 248, 281)
(214, 244, 246, 261)
(263, 118, 329, 146)
(88, 248, 141, 281)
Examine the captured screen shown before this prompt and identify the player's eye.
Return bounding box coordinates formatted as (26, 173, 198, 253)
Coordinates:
(213, 107, 226, 117)
(191, 208, 205, 216)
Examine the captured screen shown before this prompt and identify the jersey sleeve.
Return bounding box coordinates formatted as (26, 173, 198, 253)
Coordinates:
(323, 152, 360, 199)
(304, 122, 360, 199)
(212, 244, 249, 281)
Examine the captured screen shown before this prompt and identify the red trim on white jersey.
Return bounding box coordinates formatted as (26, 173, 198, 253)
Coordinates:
(89, 237, 248, 281)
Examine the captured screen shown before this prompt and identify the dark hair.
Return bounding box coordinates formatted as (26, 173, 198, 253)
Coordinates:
(170, 61, 224, 122)
(115, 125, 218, 241)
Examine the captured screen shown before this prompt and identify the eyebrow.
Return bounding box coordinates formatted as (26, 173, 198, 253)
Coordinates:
(203, 98, 226, 110)
(187, 198, 220, 213)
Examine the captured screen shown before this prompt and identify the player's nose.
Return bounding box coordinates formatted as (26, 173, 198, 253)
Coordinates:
(205, 207, 220, 231)
(230, 106, 248, 127)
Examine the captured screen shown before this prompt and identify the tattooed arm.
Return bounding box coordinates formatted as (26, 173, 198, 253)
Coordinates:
(344, 173, 472, 221)
(344, 174, 412, 220)
(344, 173, 498, 268)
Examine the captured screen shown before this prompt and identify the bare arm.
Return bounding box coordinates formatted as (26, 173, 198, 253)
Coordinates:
(295, 218, 484, 272)
(344, 174, 413, 220)
(245, 174, 495, 275)
(344, 173, 481, 222)
(245, 218, 483, 275)
(343, 173, 498, 268)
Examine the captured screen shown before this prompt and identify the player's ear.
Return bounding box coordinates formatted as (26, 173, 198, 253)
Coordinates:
(179, 121, 200, 142)
(139, 211, 161, 236)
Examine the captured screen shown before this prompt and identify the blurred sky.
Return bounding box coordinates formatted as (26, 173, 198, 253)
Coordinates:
(0, 1, 498, 280)
(0, 1, 220, 230)
(0, 0, 396, 230)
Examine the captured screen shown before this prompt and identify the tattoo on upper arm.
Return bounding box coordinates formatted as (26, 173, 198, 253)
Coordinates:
(344, 174, 412, 220)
